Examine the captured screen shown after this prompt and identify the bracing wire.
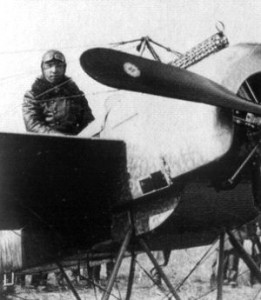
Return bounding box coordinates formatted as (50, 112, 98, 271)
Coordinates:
(0, 46, 123, 125)
(0, 35, 171, 127)
(4, 206, 261, 300)
(160, 241, 218, 300)
(4, 294, 29, 300)
(195, 268, 251, 300)
(252, 284, 261, 300)
(115, 281, 123, 300)
(0, 89, 119, 126)
(194, 220, 261, 299)
(79, 274, 121, 300)
(2, 32, 260, 300)
(4, 212, 75, 299)
(134, 258, 170, 298)
(158, 218, 261, 300)
(175, 239, 218, 291)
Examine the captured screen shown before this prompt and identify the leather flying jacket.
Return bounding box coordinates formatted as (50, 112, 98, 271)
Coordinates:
(23, 76, 94, 135)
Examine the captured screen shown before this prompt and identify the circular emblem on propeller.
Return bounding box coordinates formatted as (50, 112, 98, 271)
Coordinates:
(123, 62, 141, 78)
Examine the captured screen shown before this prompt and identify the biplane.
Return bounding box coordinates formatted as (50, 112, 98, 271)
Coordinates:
(1, 25, 261, 299)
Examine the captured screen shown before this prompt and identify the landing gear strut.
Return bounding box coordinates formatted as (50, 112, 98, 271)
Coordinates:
(101, 230, 181, 300)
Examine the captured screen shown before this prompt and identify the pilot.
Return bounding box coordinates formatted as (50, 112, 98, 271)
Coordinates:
(22, 49, 94, 135)
(21, 50, 94, 289)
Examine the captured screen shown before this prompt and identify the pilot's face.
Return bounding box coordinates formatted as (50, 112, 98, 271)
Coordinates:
(42, 60, 66, 84)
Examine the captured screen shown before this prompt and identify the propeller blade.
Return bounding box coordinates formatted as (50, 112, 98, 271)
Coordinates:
(80, 48, 261, 115)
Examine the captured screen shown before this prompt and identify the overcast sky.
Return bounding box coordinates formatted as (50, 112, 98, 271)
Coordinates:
(0, 0, 261, 132)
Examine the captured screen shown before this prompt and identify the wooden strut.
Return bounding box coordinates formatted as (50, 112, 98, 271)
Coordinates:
(125, 252, 136, 300)
(227, 230, 261, 283)
(101, 227, 133, 300)
(101, 228, 181, 299)
(139, 237, 181, 300)
(56, 261, 82, 300)
(228, 144, 259, 185)
(216, 231, 225, 300)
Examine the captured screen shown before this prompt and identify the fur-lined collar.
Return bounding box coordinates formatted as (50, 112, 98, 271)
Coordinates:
(31, 76, 71, 99)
